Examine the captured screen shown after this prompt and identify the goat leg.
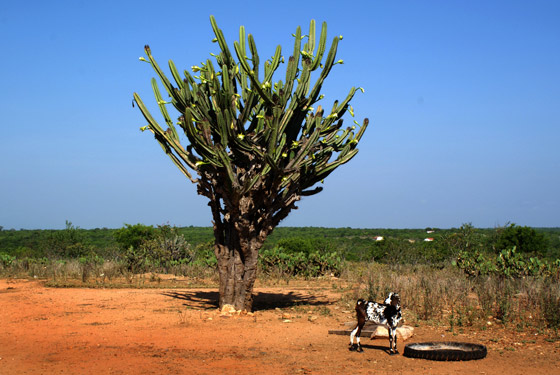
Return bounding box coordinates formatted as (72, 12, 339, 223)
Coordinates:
(388, 326, 399, 355)
(349, 322, 364, 352)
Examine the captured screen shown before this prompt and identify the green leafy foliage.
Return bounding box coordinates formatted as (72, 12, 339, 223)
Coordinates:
(1, 225, 558, 270)
(45, 221, 93, 258)
(495, 223, 549, 255)
(455, 247, 560, 278)
(0, 252, 16, 268)
(259, 246, 342, 277)
(113, 223, 156, 252)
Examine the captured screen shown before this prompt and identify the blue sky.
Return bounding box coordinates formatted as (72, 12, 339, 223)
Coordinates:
(1, 0, 558, 230)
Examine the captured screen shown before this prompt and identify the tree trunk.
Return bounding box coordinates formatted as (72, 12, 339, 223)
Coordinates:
(214, 230, 263, 312)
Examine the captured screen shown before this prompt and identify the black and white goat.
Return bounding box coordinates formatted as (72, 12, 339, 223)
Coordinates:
(349, 292, 402, 355)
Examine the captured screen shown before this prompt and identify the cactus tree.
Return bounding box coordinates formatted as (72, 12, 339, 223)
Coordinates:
(133, 16, 368, 311)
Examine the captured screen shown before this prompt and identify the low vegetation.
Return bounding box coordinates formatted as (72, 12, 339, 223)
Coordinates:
(1, 222, 559, 332)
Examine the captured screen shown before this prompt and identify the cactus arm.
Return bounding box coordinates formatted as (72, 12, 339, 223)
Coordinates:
(310, 22, 327, 71)
(210, 15, 236, 68)
(151, 78, 180, 142)
(233, 40, 274, 107)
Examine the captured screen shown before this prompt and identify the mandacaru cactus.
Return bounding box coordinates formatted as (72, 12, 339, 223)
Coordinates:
(133, 16, 368, 311)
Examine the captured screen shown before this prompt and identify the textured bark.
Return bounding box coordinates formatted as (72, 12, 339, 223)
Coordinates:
(203, 172, 297, 311)
(214, 241, 260, 311)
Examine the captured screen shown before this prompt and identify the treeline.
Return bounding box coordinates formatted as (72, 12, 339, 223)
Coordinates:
(1, 222, 559, 262)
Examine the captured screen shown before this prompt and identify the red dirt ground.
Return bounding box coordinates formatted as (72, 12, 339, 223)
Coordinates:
(1, 278, 559, 375)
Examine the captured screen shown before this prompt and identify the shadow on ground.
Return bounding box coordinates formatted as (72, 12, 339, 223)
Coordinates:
(162, 290, 331, 311)
(350, 344, 395, 355)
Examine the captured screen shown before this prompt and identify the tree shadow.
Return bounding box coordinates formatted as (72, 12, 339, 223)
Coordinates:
(162, 290, 331, 311)
(162, 290, 219, 310)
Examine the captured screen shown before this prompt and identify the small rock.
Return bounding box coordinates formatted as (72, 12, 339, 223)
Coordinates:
(371, 325, 414, 341)
(308, 315, 318, 322)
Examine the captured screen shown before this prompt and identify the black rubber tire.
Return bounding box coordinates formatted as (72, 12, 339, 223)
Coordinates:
(403, 342, 487, 361)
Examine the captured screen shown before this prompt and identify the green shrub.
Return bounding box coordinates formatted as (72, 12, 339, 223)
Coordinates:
(454, 250, 496, 277)
(276, 238, 335, 255)
(0, 252, 16, 268)
(114, 223, 155, 252)
(259, 246, 342, 277)
(495, 223, 549, 255)
(12, 246, 43, 258)
(455, 247, 559, 278)
(45, 221, 92, 258)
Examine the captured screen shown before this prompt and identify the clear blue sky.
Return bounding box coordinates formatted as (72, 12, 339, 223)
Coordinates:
(1, 0, 558, 230)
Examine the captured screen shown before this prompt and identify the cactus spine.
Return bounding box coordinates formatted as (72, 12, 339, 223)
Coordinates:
(133, 16, 368, 311)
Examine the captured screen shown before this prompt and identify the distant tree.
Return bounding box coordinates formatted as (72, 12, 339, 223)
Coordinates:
(445, 223, 483, 254)
(495, 223, 548, 255)
(113, 224, 155, 252)
(133, 16, 368, 310)
(46, 221, 90, 258)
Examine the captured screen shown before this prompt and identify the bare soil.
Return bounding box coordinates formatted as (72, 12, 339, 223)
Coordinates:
(1, 278, 559, 375)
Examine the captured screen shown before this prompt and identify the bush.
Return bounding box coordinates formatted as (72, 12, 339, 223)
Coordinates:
(276, 238, 335, 255)
(140, 224, 195, 266)
(113, 224, 155, 252)
(455, 247, 560, 278)
(0, 252, 16, 268)
(45, 221, 92, 258)
(259, 246, 342, 278)
(120, 224, 212, 273)
(454, 250, 496, 277)
(495, 223, 549, 255)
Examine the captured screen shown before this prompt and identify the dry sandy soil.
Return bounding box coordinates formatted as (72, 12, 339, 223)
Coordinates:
(1, 278, 559, 375)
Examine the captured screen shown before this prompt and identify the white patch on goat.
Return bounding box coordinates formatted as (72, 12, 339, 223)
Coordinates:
(384, 292, 394, 304)
(349, 326, 358, 345)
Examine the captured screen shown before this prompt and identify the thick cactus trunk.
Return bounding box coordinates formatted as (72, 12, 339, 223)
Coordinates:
(215, 238, 261, 311)
(211, 196, 268, 311)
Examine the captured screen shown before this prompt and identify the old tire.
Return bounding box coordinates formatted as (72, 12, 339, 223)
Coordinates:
(403, 342, 487, 361)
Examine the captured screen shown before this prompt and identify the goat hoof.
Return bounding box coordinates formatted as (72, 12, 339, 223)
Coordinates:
(349, 344, 357, 352)
(357, 346, 364, 353)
